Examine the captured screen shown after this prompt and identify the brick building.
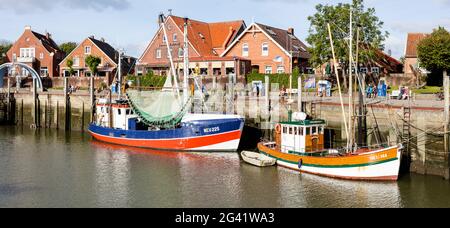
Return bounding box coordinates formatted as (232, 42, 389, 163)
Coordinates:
(6, 26, 65, 77)
(404, 33, 429, 75)
(59, 36, 135, 85)
(137, 15, 250, 77)
(220, 23, 311, 74)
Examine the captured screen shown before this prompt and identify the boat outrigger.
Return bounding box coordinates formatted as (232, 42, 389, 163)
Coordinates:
(88, 14, 245, 152)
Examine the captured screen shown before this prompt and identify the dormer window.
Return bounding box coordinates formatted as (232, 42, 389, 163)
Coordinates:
(85, 46, 91, 54)
(173, 34, 178, 42)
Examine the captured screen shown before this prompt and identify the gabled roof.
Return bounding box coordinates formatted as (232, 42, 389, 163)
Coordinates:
(405, 33, 429, 58)
(221, 22, 311, 59)
(255, 23, 310, 59)
(31, 31, 62, 54)
(59, 36, 119, 67)
(88, 37, 119, 63)
(167, 15, 245, 57)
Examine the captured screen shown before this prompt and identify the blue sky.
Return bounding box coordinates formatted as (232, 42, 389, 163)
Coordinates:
(0, 0, 449, 59)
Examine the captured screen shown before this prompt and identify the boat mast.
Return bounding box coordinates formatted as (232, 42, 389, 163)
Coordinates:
(327, 23, 350, 146)
(183, 18, 189, 104)
(159, 13, 180, 97)
(118, 49, 123, 100)
(348, 8, 354, 151)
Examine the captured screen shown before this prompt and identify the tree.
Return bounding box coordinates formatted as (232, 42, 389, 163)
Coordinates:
(66, 58, 75, 77)
(417, 27, 450, 86)
(85, 55, 101, 77)
(306, 0, 389, 88)
(0, 41, 12, 64)
(59, 42, 77, 55)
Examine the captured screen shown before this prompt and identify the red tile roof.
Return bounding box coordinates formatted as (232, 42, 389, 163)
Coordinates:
(405, 33, 429, 58)
(169, 16, 245, 57)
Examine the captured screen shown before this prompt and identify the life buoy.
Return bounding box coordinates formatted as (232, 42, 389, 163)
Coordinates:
(275, 124, 282, 134)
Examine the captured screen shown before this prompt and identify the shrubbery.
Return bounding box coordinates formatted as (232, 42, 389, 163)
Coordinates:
(127, 71, 167, 88)
(246, 67, 303, 88)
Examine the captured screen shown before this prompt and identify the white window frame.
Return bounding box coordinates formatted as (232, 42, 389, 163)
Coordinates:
(265, 66, 273, 74)
(262, 43, 269, 56)
(242, 43, 249, 57)
(73, 57, 80, 67)
(178, 48, 184, 58)
(20, 48, 35, 58)
(277, 66, 285, 74)
(173, 33, 178, 42)
(156, 49, 162, 59)
(40, 67, 48, 77)
(12, 53, 17, 61)
(39, 53, 44, 59)
(371, 67, 380, 74)
(85, 46, 91, 55)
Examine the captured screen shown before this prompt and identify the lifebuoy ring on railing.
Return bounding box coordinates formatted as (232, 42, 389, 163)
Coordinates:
(275, 124, 282, 134)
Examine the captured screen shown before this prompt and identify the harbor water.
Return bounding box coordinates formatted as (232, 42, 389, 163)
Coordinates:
(0, 126, 450, 208)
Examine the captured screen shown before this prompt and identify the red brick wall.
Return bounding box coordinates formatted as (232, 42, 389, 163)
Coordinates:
(138, 18, 200, 75)
(6, 29, 64, 77)
(223, 25, 291, 74)
(59, 38, 117, 77)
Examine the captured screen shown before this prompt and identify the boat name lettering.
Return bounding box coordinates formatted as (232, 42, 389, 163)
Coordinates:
(204, 127, 220, 133)
(369, 153, 388, 161)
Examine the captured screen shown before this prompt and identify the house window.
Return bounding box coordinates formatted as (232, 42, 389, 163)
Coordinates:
(73, 57, 80, 67)
(20, 48, 35, 58)
(173, 34, 178, 42)
(39, 53, 44, 59)
(156, 49, 162, 59)
(277, 66, 285, 74)
(265, 66, 272, 74)
(40, 67, 48, 77)
(360, 67, 368, 74)
(242, 43, 249, 57)
(162, 35, 167, 44)
(178, 48, 184, 58)
(167, 48, 173, 59)
(371, 67, 380, 74)
(85, 46, 91, 54)
(12, 53, 17, 61)
(262, 43, 269, 56)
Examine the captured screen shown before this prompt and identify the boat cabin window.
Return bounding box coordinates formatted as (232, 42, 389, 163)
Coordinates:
(294, 127, 298, 135)
(126, 109, 131, 115)
(306, 127, 311, 135)
(312, 126, 318, 135)
(118, 109, 122, 115)
(300, 127, 304, 136)
(283, 126, 287, 134)
(289, 127, 293, 135)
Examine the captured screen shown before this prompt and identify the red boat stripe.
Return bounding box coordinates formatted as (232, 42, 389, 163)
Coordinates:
(90, 130, 241, 150)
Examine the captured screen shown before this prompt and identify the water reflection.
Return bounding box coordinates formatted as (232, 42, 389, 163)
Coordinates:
(0, 126, 449, 208)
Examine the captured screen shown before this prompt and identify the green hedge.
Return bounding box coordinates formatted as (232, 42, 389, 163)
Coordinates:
(127, 72, 167, 88)
(246, 68, 303, 88)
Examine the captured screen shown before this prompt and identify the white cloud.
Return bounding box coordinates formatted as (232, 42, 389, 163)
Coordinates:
(0, 0, 130, 13)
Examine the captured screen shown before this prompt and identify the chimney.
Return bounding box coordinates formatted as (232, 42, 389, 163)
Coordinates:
(89, 35, 95, 39)
(46, 32, 51, 39)
(25, 25, 31, 31)
(288, 27, 294, 35)
(101, 37, 105, 42)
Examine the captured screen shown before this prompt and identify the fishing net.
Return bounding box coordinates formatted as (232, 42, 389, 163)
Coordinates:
(127, 89, 192, 129)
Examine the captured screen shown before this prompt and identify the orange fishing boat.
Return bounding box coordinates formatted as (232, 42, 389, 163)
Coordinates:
(258, 116, 403, 181)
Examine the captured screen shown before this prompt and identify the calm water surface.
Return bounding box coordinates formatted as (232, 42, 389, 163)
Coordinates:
(0, 126, 449, 208)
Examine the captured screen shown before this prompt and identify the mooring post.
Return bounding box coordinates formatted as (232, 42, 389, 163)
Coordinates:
(20, 99, 23, 126)
(64, 77, 70, 131)
(81, 102, 85, 132)
(56, 100, 59, 130)
(90, 76, 95, 123)
(32, 78, 38, 127)
(6, 77, 11, 123)
(444, 72, 449, 156)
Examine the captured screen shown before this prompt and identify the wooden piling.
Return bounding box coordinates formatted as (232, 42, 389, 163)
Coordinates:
(81, 102, 85, 132)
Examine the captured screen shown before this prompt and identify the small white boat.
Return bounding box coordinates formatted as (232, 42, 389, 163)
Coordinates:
(241, 151, 277, 167)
